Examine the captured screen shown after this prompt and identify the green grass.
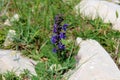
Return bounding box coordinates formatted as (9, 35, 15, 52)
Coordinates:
(0, 0, 120, 80)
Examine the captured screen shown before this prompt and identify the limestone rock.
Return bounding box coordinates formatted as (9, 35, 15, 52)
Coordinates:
(75, 0, 120, 31)
(0, 49, 37, 75)
(66, 37, 120, 80)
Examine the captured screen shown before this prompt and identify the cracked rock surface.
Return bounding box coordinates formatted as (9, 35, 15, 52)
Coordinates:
(0, 49, 37, 75)
(66, 38, 120, 80)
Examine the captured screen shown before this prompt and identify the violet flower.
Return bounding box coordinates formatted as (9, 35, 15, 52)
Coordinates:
(59, 32, 66, 39)
(51, 14, 68, 53)
(62, 24, 68, 31)
(51, 35, 57, 44)
(58, 42, 65, 50)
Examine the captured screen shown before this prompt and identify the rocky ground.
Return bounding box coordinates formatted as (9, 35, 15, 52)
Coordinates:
(0, 0, 120, 80)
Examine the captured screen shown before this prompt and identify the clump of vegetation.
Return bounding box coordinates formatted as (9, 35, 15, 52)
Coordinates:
(51, 14, 68, 59)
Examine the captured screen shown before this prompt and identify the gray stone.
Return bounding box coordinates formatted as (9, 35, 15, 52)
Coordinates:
(0, 49, 37, 75)
(75, 0, 120, 31)
(65, 37, 120, 80)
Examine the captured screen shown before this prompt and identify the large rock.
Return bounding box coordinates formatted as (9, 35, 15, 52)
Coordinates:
(75, 0, 120, 31)
(0, 49, 37, 75)
(66, 38, 120, 80)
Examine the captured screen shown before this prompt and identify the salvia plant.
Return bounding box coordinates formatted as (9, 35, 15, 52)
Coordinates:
(51, 14, 68, 56)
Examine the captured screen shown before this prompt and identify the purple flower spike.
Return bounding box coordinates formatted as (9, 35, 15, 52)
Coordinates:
(51, 14, 68, 53)
(59, 32, 66, 39)
(58, 43, 65, 50)
(51, 35, 57, 44)
(62, 24, 68, 31)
